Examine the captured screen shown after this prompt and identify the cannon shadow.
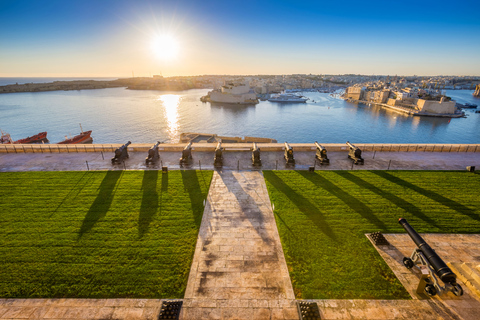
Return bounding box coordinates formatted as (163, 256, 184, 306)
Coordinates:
(297, 171, 387, 230)
(334, 171, 441, 229)
(181, 170, 207, 227)
(78, 170, 123, 238)
(138, 170, 159, 238)
(372, 171, 480, 223)
(264, 171, 337, 240)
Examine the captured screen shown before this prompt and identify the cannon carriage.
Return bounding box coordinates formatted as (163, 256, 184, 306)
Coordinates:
(145, 141, 161, 165)
(252, 142, 262, 167)
(314, 141, 329, 165)
(346, 141, 364, 165)
(214, 141, 224, 167)
(399, 218, 463, 297)
(111, 141, 131, 164)
(284, 142, 295, 166)
(179, 142, 193, 166)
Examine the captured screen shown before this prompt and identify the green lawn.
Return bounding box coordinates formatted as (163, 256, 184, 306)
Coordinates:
(264, 170, 480, 300)
(0, 170, 212, 298)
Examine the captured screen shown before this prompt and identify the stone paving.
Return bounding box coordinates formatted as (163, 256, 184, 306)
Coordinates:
(0, 299, 162, 320)
(181, 170, 297, 319)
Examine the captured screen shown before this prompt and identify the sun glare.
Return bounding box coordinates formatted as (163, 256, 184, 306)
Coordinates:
(152, 35, 180, 60)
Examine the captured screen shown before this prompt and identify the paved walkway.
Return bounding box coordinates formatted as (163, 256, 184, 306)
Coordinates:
(182, 170, 297, 319)
(0, 299, 161, 319)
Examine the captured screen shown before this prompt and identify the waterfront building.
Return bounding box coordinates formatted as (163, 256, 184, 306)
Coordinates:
(200, 82, 259, 104)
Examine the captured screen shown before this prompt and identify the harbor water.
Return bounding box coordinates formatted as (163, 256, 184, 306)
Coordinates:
(0, 83, 479, 144)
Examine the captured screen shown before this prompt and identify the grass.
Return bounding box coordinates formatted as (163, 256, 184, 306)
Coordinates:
(0, 170, 212, 298)
(263, 170, 480, 300)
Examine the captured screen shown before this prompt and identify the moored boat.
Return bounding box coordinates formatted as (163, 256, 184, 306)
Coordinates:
(268, 93, 308, 103)
(57, 130, 93, 144)
(0, 130, 48, 144)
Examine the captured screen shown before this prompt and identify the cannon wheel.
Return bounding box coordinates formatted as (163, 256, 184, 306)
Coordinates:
(452, 284, 463, 296)
(425, 284, 437, 296)
(402, 257, 414, 269)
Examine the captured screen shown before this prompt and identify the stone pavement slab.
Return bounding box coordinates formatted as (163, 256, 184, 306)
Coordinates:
(182, 170, 297, 319)
(0, 299, 162, 320)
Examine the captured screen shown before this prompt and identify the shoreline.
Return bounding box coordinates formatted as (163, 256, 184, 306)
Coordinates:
(343, 98, 464, 118)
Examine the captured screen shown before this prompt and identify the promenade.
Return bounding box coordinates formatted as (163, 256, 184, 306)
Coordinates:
(1, 148, 480, 319)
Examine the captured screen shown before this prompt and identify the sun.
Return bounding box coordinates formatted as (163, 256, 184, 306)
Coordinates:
(151, 34, 180, 60)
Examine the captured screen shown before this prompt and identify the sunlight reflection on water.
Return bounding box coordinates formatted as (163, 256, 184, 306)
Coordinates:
(159, 94, 180, 142)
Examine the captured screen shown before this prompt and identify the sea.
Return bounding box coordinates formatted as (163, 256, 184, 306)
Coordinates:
(0, 78, 479, 144)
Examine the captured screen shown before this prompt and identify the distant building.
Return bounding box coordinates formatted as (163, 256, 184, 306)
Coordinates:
(345, 86, 363, 100)
(201, 82, 259, 104)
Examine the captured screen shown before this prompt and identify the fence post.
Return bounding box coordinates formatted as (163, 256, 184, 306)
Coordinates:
(388, 159, 392, 170)
(101, 151, 104, 160)
(86, 161, 89, 171)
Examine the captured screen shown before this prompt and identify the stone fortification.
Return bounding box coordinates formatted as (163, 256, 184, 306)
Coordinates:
(1, 143, 479, 154)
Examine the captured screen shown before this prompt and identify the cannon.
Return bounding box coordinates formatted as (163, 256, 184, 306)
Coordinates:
(111, 141, 131, 164)
(314, 142, 329, 165)
(284, 142, 295, 166)
(346, 141, 364, 164)
(145, 141, 161, 165)
(179, 142, 193, 165)
(214, 141, 223, 167)
(252, 142, 262, 166)
(399, 218, 463, 297)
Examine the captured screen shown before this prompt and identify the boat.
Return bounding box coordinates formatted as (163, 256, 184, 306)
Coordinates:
(464, 102, 478, 108)
(57, 130, 93, 144)
(0, 130, 48, 144)
(268, 93, 308, 103)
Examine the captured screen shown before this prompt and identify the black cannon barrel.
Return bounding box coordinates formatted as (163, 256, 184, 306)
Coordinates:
(315, 141, 327, 156)
(252, 142, 261, 166)
(214, 141, 223, 164)
(398, 218, 457, 284)
(120, 141, 132, 149)
(181, 142, 193, 161)
(215, 141, 223, 153)
(146, 141, 161, 163)
(284, 142, 294, 164)
(116, 141, 131, 154)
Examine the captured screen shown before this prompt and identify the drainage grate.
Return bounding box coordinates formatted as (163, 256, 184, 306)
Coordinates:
(368, 231, 390, 246)
(158, 300, 182, 320)
(297, 301, 321, 320)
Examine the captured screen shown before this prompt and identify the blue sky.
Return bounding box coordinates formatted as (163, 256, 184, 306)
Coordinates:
(1, 0, 479, 77)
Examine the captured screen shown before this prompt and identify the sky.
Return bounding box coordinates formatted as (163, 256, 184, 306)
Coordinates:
(0, 0, 479, 77)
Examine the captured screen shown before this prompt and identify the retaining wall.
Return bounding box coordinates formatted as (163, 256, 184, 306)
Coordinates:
(1, 143, 479, 154)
